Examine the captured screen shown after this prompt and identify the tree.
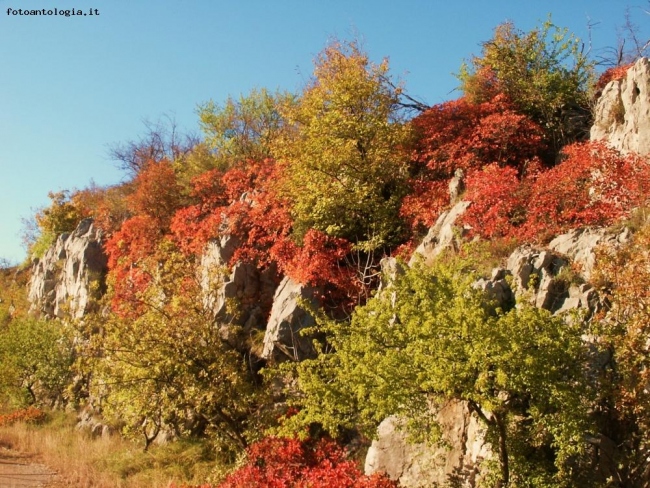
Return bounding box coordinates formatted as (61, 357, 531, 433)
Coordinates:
(458, 18, 594, 157)
(594, 221, 650, 485)
(288, 259, 595, 487)
(25, 190, 87, 258)
(195, 88, 294, 173)
(108, 115, 199, 175)
(91, 241, 269, 453)
(0, 317, 73, 407)
(274, 40, 410, 253)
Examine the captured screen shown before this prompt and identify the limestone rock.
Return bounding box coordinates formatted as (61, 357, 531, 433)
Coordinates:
(473, 268, 514, 310)
(262, 276, 318, 362)
(548, 226, 631, 280)
(365, 401, 490, 488)
(200, 236, 278, 332)
(28, 219, 107, 319)
(409, 200, 470, 266)
(591, 57, 650, 155)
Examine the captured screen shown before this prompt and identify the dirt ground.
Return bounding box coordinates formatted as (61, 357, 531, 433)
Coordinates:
(0, 448, 57, 488)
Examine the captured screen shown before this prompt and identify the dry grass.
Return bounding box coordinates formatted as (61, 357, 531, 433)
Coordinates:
(0, 411, 221, 487)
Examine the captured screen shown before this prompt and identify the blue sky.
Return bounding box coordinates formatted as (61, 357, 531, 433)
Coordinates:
(1, 0, 647, 264)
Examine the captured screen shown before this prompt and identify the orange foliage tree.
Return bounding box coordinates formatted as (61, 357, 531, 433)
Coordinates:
(105, 160, 185, 315)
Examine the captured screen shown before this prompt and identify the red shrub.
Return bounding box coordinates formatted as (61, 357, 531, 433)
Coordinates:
(595, 63, 634, 93)
(403, 94, 545, 233)
(523, 142, 650, 240)
(217, 437, 397, 488)
(463, 141, 650, 242)
(462, 164, 531, 239)
(412, 94, 545, 178)
(0, 407, 46, 426)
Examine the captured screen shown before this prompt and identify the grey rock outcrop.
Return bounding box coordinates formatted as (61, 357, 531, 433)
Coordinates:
(262, 276, 319, 362)
(365, 401, 490, 488)
(591, 57, 650, 155)
(200, 236, 279, 351)
(200, 236, 277, 327)
(409, 200, 470, 266)
(548, 226, 631, 280)
(473, 268, 514, 310)
(28, 219, 107, 319)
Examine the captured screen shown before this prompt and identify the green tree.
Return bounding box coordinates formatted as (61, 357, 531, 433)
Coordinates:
(458, 18, 595, 157)
(90, 240, 269, 454)
(287, 259, 595, 487)
(0, 317, 74, 407)
(25, 190, 86, 259)
(274, 40, 411, 253)
(188, 88, 293, 179)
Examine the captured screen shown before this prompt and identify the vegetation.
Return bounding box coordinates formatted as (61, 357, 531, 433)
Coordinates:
(4, 13, 650, 487)
(457, 18, 595, 156)
(285, 259, 594, 487)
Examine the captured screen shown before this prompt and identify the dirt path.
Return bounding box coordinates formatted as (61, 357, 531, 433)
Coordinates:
(0, 448, 56, 488)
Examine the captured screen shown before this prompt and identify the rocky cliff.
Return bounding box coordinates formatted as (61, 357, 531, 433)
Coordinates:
(28, 218, 107, 319)
(591, 57, 650, 155)
(24, 57, 650, 487)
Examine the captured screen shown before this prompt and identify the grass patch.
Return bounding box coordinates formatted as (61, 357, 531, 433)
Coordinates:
(0, 410, 227, 487)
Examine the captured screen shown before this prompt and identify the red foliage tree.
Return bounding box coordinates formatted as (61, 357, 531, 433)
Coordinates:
(403, 94, 545, 232)
(462, 164, 532, 239)
(104, 215, 163, 316)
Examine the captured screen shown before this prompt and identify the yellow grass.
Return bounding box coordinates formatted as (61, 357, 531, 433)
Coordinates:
(0, 411, 221, 487)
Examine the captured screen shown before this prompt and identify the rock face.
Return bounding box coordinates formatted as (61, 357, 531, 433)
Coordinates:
(548, 227, 631, 280)
(28, 219, 107, 319)
(200, 236, 278, 329)
(262, 276, 319, 362)
(365, 401, 491, 488)
(591, 57, 650, 155)
(409, 200, 470, 266)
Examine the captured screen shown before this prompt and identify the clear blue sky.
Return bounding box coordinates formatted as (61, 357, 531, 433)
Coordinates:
(1, 0, 647, 264)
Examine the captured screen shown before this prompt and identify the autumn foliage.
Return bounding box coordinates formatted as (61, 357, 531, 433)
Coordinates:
(594, 62, 634, 92)
(217, 437, 396, 488)
(403, 94, 545, 231)
(462, 141, 650, 241)
(0, 407, 46, 426)
(170, 159, 359, 306)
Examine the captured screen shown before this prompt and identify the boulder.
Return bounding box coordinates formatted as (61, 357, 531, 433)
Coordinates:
(262, 276, 319, 362)
(28, 219, 107, 319)
(409, 200, 470, 266)
(591, 57, 650, 155)
(365, 401, 490, 488)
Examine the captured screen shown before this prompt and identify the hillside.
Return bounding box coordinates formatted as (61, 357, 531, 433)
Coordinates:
(3, 21, 650, 488)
